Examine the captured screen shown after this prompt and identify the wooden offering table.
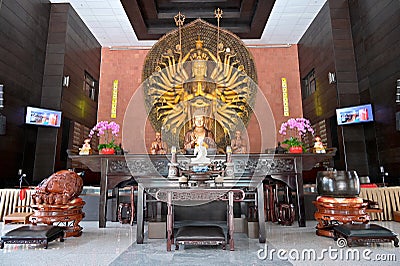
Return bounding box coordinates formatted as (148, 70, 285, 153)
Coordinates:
(69, 153, 335, 244)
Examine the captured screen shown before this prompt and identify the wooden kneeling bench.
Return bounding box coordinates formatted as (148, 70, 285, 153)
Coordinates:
(333, 224, 399, 247)
(0, 225, 64, 249)
(157, 189, 245, 252)
(175, 225, 227, 250)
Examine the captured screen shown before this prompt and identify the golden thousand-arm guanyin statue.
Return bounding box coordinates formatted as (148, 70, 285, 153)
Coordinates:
(143, 14, 258, 153)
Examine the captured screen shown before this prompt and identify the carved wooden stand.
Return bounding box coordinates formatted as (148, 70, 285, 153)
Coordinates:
(313, 199, 369, 238)
(30, 199, 85, 237)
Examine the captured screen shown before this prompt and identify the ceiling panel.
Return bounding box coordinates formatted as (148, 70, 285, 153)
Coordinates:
(49, 0, 327, 47)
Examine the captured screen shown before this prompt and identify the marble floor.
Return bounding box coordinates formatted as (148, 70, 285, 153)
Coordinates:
(1, 220, 399, 266)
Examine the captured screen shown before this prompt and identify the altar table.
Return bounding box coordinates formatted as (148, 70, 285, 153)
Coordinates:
(69, 153, 335, 244)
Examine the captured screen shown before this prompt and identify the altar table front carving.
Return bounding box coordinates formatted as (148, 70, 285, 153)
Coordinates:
(69, 153, 335, 244)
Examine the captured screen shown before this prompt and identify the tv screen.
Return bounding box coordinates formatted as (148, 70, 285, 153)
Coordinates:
(25, 106, 62, 127)
(336, 104, 374, 126)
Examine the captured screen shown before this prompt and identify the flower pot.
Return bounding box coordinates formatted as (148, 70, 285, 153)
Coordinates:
(289, 146, 303, 153)
(100, 148, 115, 155)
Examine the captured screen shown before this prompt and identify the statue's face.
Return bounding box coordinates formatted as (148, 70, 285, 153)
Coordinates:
(194, 115, 205, 127)
(235, 131, 241, 138)
(155, 132, 161, 140)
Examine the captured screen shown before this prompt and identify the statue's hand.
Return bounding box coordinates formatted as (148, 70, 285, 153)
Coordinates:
(190, 133, 198, 146)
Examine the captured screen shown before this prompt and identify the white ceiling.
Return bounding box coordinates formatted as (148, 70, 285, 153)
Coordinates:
(49, 0, 327, 48)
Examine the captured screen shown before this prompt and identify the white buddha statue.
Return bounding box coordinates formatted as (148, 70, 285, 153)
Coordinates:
(191, 137, 210, 164)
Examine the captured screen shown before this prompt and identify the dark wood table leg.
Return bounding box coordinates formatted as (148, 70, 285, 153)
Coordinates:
(130, 186, 136, 226)
(136, 185, 144, 244)
(228, 191, 235, 250)
(167, 191, 172, 251)
(293, 157, 306, 227)
(257, 182, 266, 243)
(295, 173, 306, 227)
(99, 158, 108, 228)
(111, 187, 119, 222)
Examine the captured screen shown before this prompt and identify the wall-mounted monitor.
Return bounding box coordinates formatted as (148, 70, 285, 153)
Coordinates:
(25, 106, 62, 127)
(336, 104, 374, 126)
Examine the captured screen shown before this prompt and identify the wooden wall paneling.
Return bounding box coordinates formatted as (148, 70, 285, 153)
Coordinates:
(33, 4, 66, 181)
(298, 2, 336, 126)
(349, 0, 400, 183)
(60, 92, 98, 123)
(298, 0, 372, 175)
(329, 0, 368, 175)
(33, 3, 101, 181)
(60, 4, 100, 169)
(0, 0, 50, 187)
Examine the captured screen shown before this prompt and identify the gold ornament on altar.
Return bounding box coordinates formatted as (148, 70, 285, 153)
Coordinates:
(142, 11, 258, 153)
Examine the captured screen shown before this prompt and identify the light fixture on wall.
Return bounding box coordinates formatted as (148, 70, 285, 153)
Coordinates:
(62, 75, 70, 87)
(0, 84, 6, 135)
(328, 72, 336, 84)
(396, 79, 400, 104)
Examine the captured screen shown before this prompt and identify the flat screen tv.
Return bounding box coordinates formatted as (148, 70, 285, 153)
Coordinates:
(336, 104, 374, 126)
(25, 106, 62, 127)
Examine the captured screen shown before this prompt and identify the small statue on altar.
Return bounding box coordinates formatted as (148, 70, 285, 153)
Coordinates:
(150, 132, 167, 155)
(184, 114, 216, 150)
(231, 130, 247, 154)
(313, 135, 326, 153)
(79, 138, 92, 155)
(275, 142, 286, 154)
(191, 137, 210, 163)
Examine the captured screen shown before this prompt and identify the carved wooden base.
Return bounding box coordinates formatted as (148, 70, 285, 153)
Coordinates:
(313, 199, 370, 238)
(118, 203, 132, 224)
(316, 226, 336, 238)
(264, 183, 295, 226)
(30, 199, 85, 237)
(278, 203, 295, 226)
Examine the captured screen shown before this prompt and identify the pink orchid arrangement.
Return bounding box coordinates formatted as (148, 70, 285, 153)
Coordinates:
(89, 121, 120, 150)
(279, 117, 314, 148)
